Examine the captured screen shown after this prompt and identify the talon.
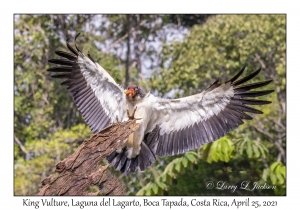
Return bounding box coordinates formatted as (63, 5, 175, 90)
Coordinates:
(115, 115, 119, 123)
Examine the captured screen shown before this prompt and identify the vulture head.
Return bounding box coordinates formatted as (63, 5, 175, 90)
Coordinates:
(124, 84, 146, 101)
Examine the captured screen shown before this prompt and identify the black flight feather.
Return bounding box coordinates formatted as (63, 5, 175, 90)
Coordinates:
(226, 64, 246, 83)
(55, 50, 77, 61)
(66, 38, 78, 56)
(233, 67, 261, 86)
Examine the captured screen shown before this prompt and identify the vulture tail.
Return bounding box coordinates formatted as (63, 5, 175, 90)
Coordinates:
(107, 141, 156, 174)
(107, 128, 160, 174)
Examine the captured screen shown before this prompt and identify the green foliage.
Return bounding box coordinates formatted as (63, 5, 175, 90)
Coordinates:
(136, 152, 199, 196)
(14, 124, 91, 195)
(148, 15, 286, 97)
(260, 162, 286, 195)
(262, 162, 286, 185)
(233, 135, 268, 159)
(200, 136, 235, 163)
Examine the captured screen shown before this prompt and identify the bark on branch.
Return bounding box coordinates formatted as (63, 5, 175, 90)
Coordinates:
(37, 119, 140, 196)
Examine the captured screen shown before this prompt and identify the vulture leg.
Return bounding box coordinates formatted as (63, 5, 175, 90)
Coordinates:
(127, 106, 141, 120)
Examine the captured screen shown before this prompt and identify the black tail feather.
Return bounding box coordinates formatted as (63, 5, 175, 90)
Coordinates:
(107, 140, 156, 174)
(116, 153, 127, 171)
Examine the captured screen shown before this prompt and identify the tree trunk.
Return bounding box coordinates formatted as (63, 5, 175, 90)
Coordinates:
(37, 119, 140, 196)
(125, 15, 132, 87)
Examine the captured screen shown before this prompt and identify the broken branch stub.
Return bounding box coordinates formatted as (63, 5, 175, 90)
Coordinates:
(37, 119, 140, 196)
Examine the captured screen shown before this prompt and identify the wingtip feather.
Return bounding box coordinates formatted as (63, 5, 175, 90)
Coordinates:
(66, 38, 78, 56)
(74, 32, 81, 53)
(233, 67, 262, 86)
(226, 64, 246, 83)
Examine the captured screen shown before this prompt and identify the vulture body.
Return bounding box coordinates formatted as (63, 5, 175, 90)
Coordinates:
(48, 38, 273, 174)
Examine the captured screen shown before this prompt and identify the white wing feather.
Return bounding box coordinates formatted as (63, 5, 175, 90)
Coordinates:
(151, 83, 234, 135)
(77, 53, 127, 121)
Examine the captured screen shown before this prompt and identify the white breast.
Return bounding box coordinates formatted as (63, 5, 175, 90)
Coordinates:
(122, 94, 154, 158)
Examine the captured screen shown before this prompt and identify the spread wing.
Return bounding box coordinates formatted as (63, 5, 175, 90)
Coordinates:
(145, 66, 273, 156)
(48, 37, 126, 133)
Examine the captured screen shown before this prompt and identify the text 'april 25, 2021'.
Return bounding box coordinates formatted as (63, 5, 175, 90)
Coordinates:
(22, 198, 279, 209)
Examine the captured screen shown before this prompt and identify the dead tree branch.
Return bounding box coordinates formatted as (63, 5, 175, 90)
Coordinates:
(14, 135, 32, 160)
(254, 116, 286, 164)
(37, 119, 140, 196)
(104, 19, 147, 54)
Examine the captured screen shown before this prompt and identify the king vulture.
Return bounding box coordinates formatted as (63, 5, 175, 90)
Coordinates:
(48, 36, 273, 174)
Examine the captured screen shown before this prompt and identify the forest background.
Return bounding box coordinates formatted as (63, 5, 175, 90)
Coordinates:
(14, 14, 286, 196)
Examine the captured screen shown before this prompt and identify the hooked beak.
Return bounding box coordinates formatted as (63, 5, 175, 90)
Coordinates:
(124, 89, 135, 99)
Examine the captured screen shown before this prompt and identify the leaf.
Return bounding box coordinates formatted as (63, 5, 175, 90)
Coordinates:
(252, 143, 260, 158)
(246, 140, 253, 158)
(276, 173, 285, 185)
(209, 141, 219, 162)
(262, 145, 269, 157)
(270, 162, 280, 172)
(145, 184, 153, 196)
(136, 189, 145, 196)
(156, 180, 166, 190)
(182, 157, 188, 167)
(275, 163, 282, 174)
(221, 138, 229, 156)
(152, 183, 159, 194)
(188, 151, 199, 157)
(157, 187, 164, 195)
(165, 174, 173, 184)
(280, 166, 286, 178)
(239, 138, 247, 155)
(262, 168, 269, 182)
(258, 143, 267, 158)
(175, 160, 182, 172)
(270, 173, 277, 185)
(186, 153, 196, 163)
(201, 142, 212, 161)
